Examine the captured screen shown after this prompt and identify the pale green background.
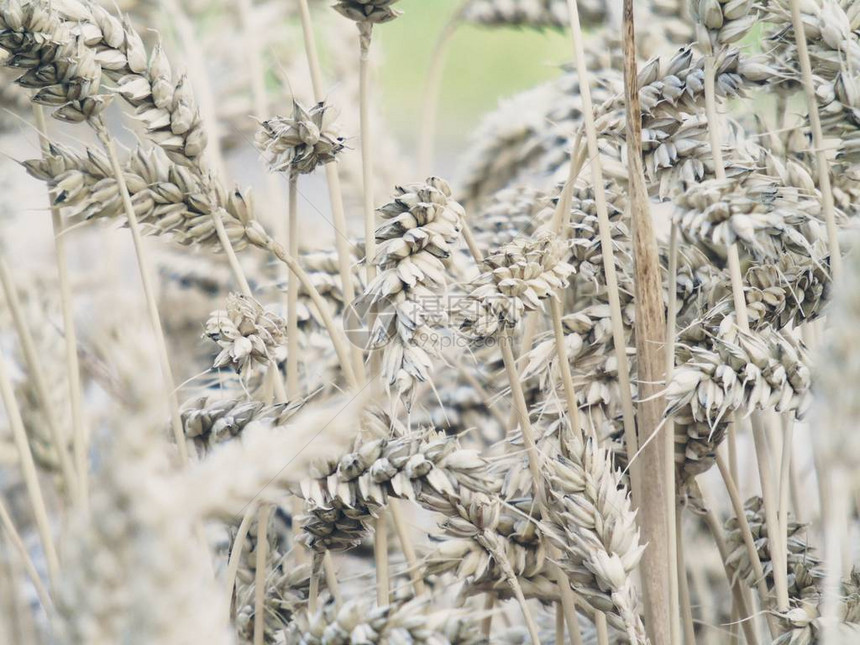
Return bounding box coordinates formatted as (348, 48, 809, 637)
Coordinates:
(374, 0, 571, 147)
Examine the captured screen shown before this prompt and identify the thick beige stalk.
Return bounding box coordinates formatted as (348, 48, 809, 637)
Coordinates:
(32, 106, 86, 504)
(359, 25, 377, 288)
(417, 2, 466, 174)
(297, 0, 364, 382)
(564, 0, 639, 495)
(621, 4, 670, 641)
(94, 124, 188, 464)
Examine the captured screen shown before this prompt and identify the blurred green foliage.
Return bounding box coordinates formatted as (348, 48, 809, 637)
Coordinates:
(375, 0, 570, 145)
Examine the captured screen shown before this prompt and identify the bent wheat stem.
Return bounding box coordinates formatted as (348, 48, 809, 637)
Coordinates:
(94, 121, 188, 464)
(32, 105, 85, 504)
(0, 351, 59, 590)
(0, 255, 77, 501)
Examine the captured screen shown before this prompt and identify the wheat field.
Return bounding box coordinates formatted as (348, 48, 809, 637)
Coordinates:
(0, 0, 858, 643)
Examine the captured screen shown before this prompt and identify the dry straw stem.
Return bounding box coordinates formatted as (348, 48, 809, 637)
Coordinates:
(287, 174, 300, 398)
(418, 0, 467, 175)
(160, 0, 226, 180)
(499, 328, 572, 645)
(0, 496, 53, 616)
(0, 349, 60, 590)
(253, 503, 271, 645)
(620, 2, 671, 642)
(94, 121, 188, 465)
(664, 224, 682, 645)
(225, 503, 257, 612)
(699, 494, 759, 645)
(264, 236, 359, 389)
(564, 0, 639, 498)
(297, 0, 364, 382)
(360, 23, 377, 288)
(0, 254, 77, 499)
(699, 25, 791, 616)
(32, 104, 85, 504)
(787, 0, 842, 281)
(716, 452, 780, 637)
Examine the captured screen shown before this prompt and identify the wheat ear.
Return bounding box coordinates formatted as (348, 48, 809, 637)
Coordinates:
(787, 0, 842, 280)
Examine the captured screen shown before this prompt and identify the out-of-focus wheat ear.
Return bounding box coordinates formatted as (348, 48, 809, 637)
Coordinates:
(297, 0, 364, 382)
(0, 351, 59, 590)
(92, 119, 188, 465)
(621, 2, 672, 642)
(563, 0, 639, 503)
(0, 498, 53, 617)
(418, 1, 466, 175)
(31, 105, 85, 504)
(787, 0, 842, 280)
(0, 255, 77, 501)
